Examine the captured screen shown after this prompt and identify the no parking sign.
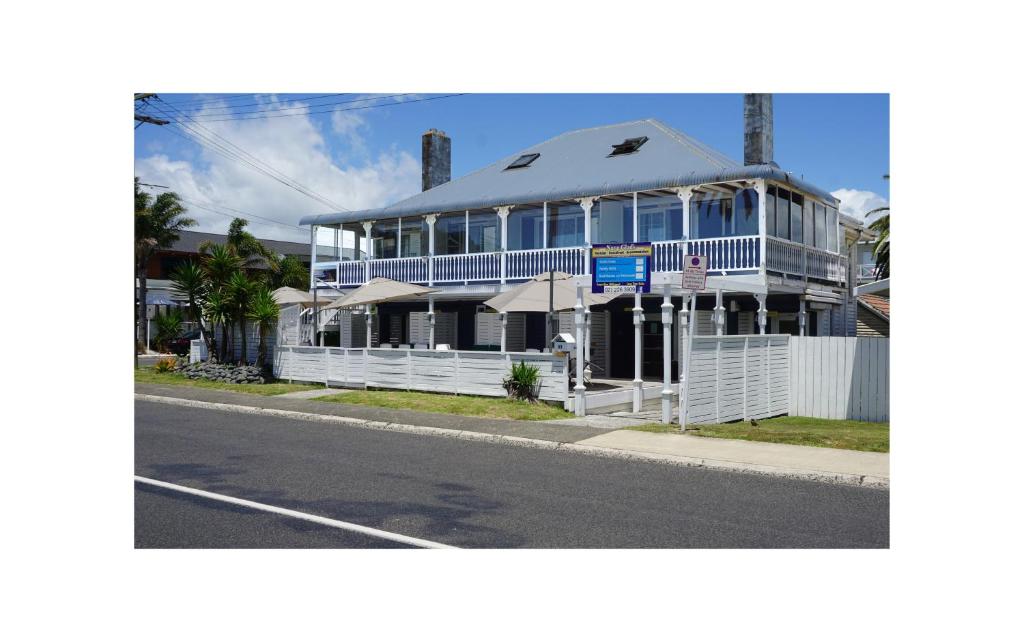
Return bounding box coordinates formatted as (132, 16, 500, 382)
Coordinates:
(681, 255, 708, 291)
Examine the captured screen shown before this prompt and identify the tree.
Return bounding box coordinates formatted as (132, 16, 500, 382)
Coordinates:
(247, 286, 280, 368)
(135, 177, 196, 361)
(204, 289, 232, 361)
(199, 217, 279, 275)
(270, 255, 309, 290)
(227, 271, 258, 364)
(170, 261, 213, 354)
(866, 207, 890, 280)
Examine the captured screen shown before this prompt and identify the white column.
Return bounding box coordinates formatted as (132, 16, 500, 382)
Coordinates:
(542, 202, 548, 249)
(428, 294, 436, 350)
(309, 224, 318, 289)
(678, 293, 696, 428)
(500, 311, 507, 353)
(757, 180, 768, 277)
(632, 291, 643, 413)
(425, 214, 437, 286)
(496, 206, 510, 285)
(365, 304, 374, 348)
(660, 283, 674, 423)
(397, 217, 402, 259)
(579, 197, 595, 275)
(583, 307, 592, 381)
(632, 192, 639, 241)
(362, 221, 374, 284)
(798, 298, 807, 336)
(574, 283, 587, 417)
(714, 289, 725, 336)
(755, 293, 768, 334)
(676, 187, 694, 241)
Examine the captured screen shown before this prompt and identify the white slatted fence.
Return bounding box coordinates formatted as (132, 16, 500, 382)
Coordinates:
(685, 335, 790, 424)
(789, 336, 888, 421)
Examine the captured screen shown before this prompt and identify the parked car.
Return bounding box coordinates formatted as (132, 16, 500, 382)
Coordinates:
(166, 328, 203, 356)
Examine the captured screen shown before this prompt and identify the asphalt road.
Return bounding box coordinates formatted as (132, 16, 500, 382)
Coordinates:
(135, 401, 889, 548)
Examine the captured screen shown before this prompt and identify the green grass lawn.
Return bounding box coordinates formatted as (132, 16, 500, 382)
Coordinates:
(134, 367, 323, 396)
(318, 390, 573, 421)
(628, 416, 889, 452)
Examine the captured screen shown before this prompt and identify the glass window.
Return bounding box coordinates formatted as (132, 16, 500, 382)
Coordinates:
(468, 210, 500, 253)
(733, 188, 759, 236)
(803, 199, 815, 246)
(766, 186, 776, 237)
(775, 188, 791, 240)
(814, 203, 827, 250)
(826, 206, 838, 252)
(689, 193, 732, 239)
(790, 193, 803, 244)
(547, 202, 586, 248)
(399, 217, 428, 258)
(593, 198, 631, 244)
(636, 194, 683, 242)
(371, 219, 399, 259)
(434, 213, 466, 255)
(506, 205, 544, 251)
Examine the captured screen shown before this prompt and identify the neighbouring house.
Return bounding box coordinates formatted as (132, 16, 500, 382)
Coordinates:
(857, 293, 890, 337)
(298, 94, 868, 381)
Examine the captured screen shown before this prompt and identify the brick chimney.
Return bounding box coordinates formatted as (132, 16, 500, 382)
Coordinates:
(421, 128, 451, 191)
(743, 94, 773, 166)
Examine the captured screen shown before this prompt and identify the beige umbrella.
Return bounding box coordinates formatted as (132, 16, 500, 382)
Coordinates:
(322, 277, 439, 310)
(483, 271, 619, 313)
(272, 286, 317, 306)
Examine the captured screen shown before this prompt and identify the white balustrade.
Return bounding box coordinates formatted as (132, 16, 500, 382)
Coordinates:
(766, 237, 846, 285)
(433, 252, 501, 283)
(505, 247, 587, 280)
(653, 236, 760, 273)
(369, 256, 428, 283)
(337, 261, 366, 286)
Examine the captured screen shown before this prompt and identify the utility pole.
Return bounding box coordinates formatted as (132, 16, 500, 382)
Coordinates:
(134, 94, 168, 127)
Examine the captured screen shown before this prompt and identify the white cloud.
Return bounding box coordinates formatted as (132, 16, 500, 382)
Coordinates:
(830, 188, 889, 223)
(135, 98, 420, 244)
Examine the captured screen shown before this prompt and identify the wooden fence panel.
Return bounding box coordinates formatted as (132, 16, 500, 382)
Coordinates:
(685, 335, 790, 424)
(789, 337, 889, 422)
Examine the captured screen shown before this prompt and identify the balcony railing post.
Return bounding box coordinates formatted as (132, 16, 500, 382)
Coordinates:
(425, 214, 436, 286)
(362, 221, 374, 284)
(496, 206, 510, 285)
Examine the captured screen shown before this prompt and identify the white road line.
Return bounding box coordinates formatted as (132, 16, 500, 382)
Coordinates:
(134, 475, 458, 549)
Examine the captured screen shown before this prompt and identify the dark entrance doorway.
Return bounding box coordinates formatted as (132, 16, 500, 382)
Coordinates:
(608, 306, 635, 379)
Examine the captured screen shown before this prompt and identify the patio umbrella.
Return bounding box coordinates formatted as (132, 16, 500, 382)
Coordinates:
(483, 271, 619, 313)
(322, 277, 439, 310)
(272, 286, 317, 306)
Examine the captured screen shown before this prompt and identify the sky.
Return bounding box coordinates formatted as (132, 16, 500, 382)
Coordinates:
(134, 93, 890, 244)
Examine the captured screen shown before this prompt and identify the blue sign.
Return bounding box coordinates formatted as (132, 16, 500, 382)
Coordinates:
(591, 243, 652, 294)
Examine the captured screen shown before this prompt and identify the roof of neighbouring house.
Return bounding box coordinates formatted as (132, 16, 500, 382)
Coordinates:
(299, 118, 841, 227)
(158, 230, 319, 258)
(858, 293, 890, 319)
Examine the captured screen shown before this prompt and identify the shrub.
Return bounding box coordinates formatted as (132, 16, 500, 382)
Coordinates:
(502, 361, 541, 402)
(155, 356, 178, 373)
(152, 308, 185, 351)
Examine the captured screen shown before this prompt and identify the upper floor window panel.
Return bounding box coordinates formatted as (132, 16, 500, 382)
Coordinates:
(505, 153, 540, 170)
(506, 205, 544, 251)
(636, 194, 683, 242)
(608, 136, 648, 157)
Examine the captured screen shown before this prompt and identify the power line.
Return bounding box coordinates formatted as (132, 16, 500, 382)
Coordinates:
(188, 93, 466, 122)
(180, 93, 411, 117)
(149, 98, 348, 212)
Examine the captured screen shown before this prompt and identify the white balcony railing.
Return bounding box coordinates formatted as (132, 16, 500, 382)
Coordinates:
(652, 236, 760, 273)
(766, 237, 847, 285)
(315, 237, 847, 290)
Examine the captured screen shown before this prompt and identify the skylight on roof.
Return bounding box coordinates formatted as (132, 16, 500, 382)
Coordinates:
(608, 136, 649, 157)
(505, 153, 540, 170)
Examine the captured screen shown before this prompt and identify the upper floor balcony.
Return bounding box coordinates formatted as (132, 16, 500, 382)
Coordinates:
(310, 182, 848, 290)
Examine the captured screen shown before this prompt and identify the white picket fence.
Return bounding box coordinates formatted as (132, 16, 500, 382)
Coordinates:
(789, 336, 889, 422)
(685, 335, 790, 424)
(273, 346, 570, 404)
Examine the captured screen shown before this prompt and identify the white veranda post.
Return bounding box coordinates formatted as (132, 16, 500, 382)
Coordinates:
(496, 206, 510, 284)
(362, 221, 374, 284)
(714, 288, 725, 336)
(678, 292, 697, 428)
(756, 293, 768, 334)
(798, 298, 807, 336)
(500, 312, 507, 353)
(428, 294, 435, 350)
(574, 281, 587, 417)
(633, 291, 643, 413)
(425, 214, 437, 286)
(661, 282, 674, 424)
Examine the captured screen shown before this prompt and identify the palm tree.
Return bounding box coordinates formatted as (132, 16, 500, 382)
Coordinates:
(170, 261, 212, 354)
(135, 177, 196, 361)
(866, 207, 890, 280)
(204, 289, 232, 361)
(227, 271, 258, 364)
(270, 255, 309, 290)
(199, 217, 279, 274)
(247, 286, 280, 368)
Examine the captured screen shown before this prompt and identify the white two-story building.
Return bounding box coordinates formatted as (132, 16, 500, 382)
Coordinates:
(300, 95, 863, 382)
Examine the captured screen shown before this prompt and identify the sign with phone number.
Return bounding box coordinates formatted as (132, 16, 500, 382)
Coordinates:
(591, 243, 652, 294)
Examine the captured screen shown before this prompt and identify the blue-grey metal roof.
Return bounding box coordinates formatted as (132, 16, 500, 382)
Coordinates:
(300, 119, 839, 226)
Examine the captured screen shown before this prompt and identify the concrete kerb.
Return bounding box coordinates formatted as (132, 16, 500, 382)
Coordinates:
(135, 394, 889, 489)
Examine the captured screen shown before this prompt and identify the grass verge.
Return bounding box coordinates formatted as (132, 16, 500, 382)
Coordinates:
(134, 368, 323, 396)
(627, 416, 889, 452)
(318, 390, 573, 421)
